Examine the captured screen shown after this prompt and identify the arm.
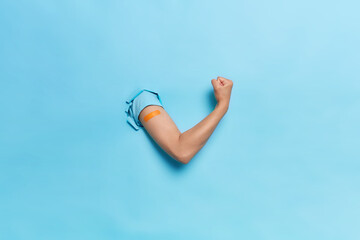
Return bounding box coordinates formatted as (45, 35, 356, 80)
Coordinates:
(139, 77, 233, 164)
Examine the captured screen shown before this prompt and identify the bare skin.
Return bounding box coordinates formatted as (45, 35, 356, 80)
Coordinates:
(139, 76, 233, 164)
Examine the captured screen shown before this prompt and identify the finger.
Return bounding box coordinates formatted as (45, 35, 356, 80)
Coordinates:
(218, 76, 230, 80)
(217, 76, 225, 86)
(219, 76, 232, 86)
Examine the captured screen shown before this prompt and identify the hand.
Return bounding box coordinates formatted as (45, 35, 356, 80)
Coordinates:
(211, 76, 233, 110)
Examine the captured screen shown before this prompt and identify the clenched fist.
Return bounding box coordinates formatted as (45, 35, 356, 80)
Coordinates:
(211, 76, 233, 111)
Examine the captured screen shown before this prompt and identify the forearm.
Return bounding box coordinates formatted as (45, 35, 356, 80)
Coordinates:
(138, 76, 233, 164)
(178, 103, 228, 160)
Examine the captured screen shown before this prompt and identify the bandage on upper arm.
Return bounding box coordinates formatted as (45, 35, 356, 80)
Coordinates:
(144, 110, 161, 122)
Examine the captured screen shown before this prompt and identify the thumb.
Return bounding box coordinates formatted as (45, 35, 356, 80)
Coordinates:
(211, 79, 219, 89)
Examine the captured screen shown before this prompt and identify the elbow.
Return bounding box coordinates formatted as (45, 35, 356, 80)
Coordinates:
(173, 151, 193, 165)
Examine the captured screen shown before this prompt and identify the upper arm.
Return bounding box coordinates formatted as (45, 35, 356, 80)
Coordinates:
(139, 105, 182, 160)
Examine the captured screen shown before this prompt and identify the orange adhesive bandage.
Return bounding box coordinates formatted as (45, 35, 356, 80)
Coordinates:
(144, 110, 161, 122)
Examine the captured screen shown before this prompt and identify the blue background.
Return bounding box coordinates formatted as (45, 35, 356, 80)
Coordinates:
(1, 0, 360, 239)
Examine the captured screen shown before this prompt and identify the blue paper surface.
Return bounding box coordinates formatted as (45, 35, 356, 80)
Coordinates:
(0, 0, 359, 239)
